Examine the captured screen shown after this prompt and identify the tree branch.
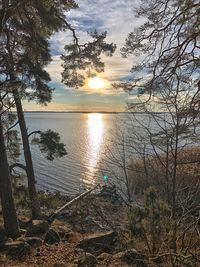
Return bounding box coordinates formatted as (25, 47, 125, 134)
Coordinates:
(5, 120, 19, 135)
(9, 163, 27, 172)
(28, 130, 41, 138)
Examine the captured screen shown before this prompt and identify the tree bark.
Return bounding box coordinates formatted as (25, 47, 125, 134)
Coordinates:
(14, 92, 41, 219)
(0, 116, 19, 238)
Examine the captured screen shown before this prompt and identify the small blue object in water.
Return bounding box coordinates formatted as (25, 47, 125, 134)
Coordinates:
(103, 175, 109, 182)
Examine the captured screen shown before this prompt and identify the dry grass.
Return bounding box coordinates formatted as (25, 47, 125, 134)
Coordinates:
(128, 146, 200, 198)
(127, 147, 200, 266)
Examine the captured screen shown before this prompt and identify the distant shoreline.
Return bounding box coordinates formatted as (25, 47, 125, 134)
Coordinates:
(14, 111, 170, 114)
(21, 111, 125, 114)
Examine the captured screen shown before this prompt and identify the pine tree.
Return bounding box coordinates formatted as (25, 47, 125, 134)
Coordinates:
(0, 95, 19, 237)
(1, 0, 116, 220)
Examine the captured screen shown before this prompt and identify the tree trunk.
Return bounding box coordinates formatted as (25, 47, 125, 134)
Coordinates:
(0, 116, 19, 238)
(13, 92, 41, 219)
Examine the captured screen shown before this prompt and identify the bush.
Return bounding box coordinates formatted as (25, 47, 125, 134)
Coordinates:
(128, 187, 171, 254)
(128, 147, 200, 210)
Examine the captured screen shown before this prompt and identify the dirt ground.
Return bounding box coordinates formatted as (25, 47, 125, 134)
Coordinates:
(0, 195, 133, 267)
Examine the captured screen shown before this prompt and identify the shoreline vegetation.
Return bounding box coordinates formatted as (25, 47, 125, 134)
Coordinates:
(0, 146, 198, 266)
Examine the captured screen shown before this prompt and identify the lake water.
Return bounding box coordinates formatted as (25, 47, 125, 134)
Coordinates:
(21, 112, 194, 196)
(23, 113, 119, 195)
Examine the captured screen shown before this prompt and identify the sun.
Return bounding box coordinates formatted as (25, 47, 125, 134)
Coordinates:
(88, 77, 105, 90)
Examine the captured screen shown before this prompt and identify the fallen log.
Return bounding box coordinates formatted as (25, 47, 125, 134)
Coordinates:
(47, 184, 99, 223)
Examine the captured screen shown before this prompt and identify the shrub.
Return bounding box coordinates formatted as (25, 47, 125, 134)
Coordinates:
(128, 147, 200, 210)
(128, 187, 171, 254)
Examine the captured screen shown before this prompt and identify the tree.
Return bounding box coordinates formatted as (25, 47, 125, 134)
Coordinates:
(1, 0, 116, 220)
(128, 187, 170, 254)
(61, 30, 116, 87)
(121, 0, 200, 95)
(0, 93, 19, 237)
(110, 0, 200, 262)
(1, 0, 77, 219)
(120, 0, 200, 211)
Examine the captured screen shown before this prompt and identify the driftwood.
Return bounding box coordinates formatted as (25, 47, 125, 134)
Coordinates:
(48, 184, 99, 223)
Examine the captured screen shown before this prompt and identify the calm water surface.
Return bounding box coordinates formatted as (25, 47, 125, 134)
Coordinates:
(24, 113, 118, 194)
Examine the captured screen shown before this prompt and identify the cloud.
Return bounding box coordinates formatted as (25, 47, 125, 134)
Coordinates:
(46, 56, 63, 83)
(26, 1, 143, 111)
(66, 0, 142, 84)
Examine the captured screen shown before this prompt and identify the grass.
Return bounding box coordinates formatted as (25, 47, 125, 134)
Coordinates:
(128, 146, 200, 200)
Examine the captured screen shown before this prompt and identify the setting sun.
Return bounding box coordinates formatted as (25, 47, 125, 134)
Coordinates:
(88, 77, 105, 90)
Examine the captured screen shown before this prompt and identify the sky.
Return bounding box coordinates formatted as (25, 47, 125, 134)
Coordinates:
(24, 0, 142, 112)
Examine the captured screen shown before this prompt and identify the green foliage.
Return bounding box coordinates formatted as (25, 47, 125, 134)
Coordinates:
(38, 191, 69, 210)
(13, 184, 30, 209)
(3, 113, 21, 161)
(36, 130, 67, 160)
(0, 0, 78, 104)
(61, 31, 116, 88)
(7, 130, 21, 161)
(128, 187, 171, 253)
(99, 185, 123, 204)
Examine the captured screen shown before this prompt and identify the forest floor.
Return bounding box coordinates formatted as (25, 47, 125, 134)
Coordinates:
(0, 189, 137, 267)
(0, 174, 199, 267)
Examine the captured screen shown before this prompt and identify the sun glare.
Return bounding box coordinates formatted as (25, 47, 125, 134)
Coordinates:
(88, 77, 105, 90)
(85, 113, 104, 184)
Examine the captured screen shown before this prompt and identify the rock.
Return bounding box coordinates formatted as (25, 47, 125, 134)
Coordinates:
(30, 220, 49, 234)
(4, 240, 25, 248)
(44, 228, 60, 244)
(113, 249, 146, 266)
(97, 253, 112, 261)
(99, 185, 123, 204)
(51, 219, 73, 240)
(75, 253, 97, 267)
(17, 236, 42, 247)
(7, 241, 31, 260)
(19, 228, 27, 236)
(77, 231, 117, 255)
(24, 237, 43, 248)
(53, 225, 72, 239)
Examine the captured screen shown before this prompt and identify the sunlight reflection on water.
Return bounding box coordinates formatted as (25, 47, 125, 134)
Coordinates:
(25, 112, 116, 194)
(83, 113, 104, 185)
